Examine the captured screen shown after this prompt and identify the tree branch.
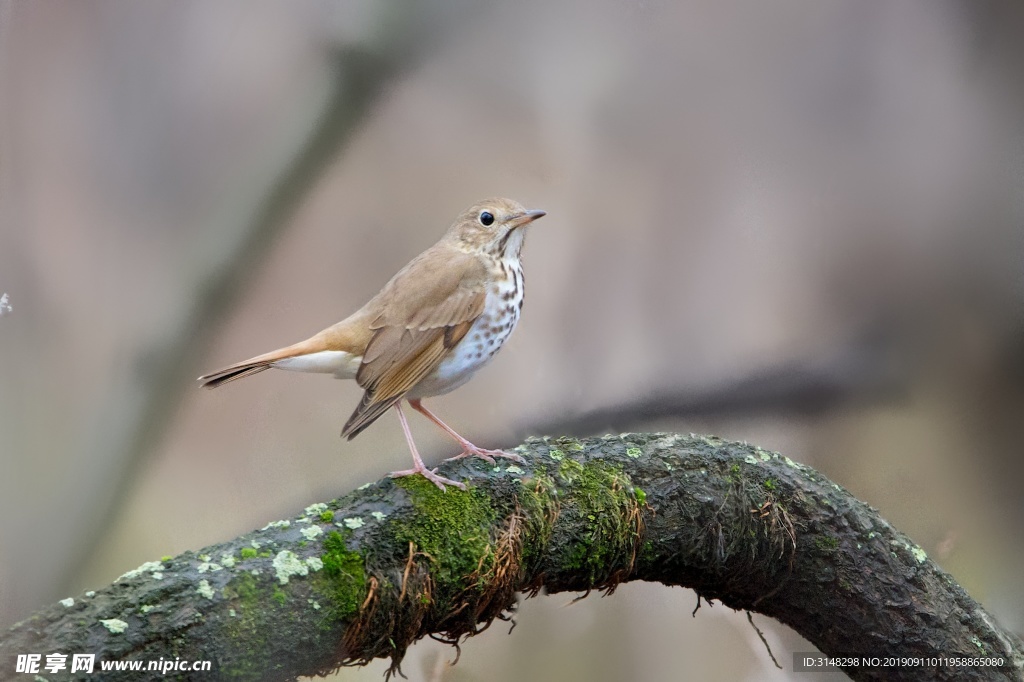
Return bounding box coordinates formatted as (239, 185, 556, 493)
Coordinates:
(522, 334, 908, 438)
(4, 434, 1021, 681)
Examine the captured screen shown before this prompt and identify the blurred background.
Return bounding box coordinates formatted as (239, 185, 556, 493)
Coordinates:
(2, 1, 1023, 679)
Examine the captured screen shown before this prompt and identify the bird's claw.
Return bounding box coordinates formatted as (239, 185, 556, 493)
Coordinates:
(443, 447, 526, 466)
(389, 466, 466, 491)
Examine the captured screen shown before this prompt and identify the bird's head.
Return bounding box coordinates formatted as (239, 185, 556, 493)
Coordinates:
(448, 197, 546, 260)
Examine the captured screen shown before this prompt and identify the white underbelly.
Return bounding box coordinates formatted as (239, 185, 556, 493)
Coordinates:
(409, 298, 520, 398)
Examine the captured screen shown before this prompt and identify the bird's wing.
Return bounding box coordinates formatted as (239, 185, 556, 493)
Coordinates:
(341, 248, 487, 439)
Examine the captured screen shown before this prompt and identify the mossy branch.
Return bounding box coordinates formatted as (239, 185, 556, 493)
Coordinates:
(3, 434, 1021, 681)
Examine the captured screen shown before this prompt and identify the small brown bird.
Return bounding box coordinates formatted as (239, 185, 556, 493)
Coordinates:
(199, 198, 545, 491)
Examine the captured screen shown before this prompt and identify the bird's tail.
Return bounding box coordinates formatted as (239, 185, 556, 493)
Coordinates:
(198, 339, 325, 389)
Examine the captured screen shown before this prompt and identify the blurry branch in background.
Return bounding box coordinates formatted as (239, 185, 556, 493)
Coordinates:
(6, 434, 1021, 682)
(65, 45, 396, 594)
(64, 1, 485, 595)
(526, 334, 909, 437)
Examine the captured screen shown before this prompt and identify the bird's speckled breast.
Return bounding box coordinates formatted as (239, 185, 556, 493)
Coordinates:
(408, 260, 523, 398)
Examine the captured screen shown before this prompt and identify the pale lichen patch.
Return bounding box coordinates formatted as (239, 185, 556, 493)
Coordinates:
(140, 605, 155, 614)
(342, 517, 365, 530)
(891, 539, 928, 564)
(59, 598, 74, 608)
(100, 618, 128, 634)
(85, 591, 96, 598)
(505, 465, 524, 474)
(262, 520, 291, 531)
(654, 433, 682, 448)
(548, 448, 565, 461)
(273, 550, 309, 584)
(305, 502, 328, 516)
(305, 557, 324, 572)
(197, 562, 222, 573)
(300, 525, 324, 540)
(118, 561, 163, 581)
(626, 447, 642, 458)
(196, 579, 215, 600)
(370, 511, 387, 522)
(220, 552, 236, 568)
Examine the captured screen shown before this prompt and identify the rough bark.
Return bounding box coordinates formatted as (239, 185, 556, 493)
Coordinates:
(2, 434, 1021, 681)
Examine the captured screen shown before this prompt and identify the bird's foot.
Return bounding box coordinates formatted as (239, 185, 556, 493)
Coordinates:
(389, 465, 466, 492)
(443, 444, 526, 466)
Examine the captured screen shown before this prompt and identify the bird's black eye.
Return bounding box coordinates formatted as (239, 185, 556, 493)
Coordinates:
(479, 211, 495, 226)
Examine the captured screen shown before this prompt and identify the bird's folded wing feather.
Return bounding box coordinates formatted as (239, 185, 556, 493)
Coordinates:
(341, 248, 487, 439)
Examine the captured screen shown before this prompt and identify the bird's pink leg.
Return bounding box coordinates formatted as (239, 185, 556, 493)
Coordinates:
(408, 399, 526, 465)
(388, 402, 466, 491)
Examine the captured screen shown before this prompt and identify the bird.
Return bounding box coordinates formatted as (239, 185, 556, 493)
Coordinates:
(198, 198, 546, 491)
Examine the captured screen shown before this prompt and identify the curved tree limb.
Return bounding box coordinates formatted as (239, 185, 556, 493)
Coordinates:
(3, 434, 1021, 681)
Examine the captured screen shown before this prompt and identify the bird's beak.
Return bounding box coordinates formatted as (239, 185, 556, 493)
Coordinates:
(514, 209, 546, 227)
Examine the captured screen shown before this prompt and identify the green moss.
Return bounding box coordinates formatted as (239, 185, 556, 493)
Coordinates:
(272, 586, 288, 606)
(319, 510, 335, 523)
(763, 478, 777, 491)
(548, 460, 642, 586)
(226, 572, 259, 603)
(239, 547, 258, 560)
(558, 458, 585, 483)
(221, 572, 274, 679)
(311, 530, 367, 622)
(518, 472, 559, 569)
(815, 535, 839, 551)
(633, 486, 647, 506)
(640, 540, 655, 564)
(160, 555, 173, 562)
(391, 476, 497, 607)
